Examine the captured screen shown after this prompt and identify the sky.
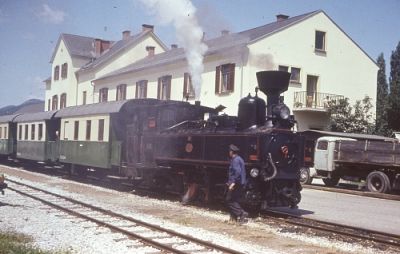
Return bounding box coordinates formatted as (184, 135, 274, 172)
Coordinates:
(0, 0, 399, 108)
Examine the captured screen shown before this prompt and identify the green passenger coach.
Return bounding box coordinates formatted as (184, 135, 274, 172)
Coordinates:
(0, 114, 19, 158)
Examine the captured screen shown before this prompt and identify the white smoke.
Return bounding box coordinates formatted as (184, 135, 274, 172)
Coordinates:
(139, 0, 207, 100)
(249, 52, 276, 70)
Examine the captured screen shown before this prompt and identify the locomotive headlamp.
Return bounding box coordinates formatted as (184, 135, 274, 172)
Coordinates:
(250, 168, 260, 178)
(273, 104, 290, 120)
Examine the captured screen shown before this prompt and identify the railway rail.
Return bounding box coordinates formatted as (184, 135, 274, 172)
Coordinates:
(262, 209, 400, 250)
(303, 183, 400, 201)
(6, 179, 243, 254)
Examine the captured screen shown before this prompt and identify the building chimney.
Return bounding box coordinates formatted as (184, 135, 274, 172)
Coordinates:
(142, 24, 154, 32)
(146, 46, 155, 57)
(94, 39, 111, 56)
(122, 30, 131, 40)
(276, 14, 289, 22)
(221, 30, 230, 36)
(171, 44, 178, 49)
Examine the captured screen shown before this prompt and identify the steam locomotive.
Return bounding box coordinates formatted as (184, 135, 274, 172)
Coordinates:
(0, 71, 303, 210)
(144, 71, 304, 209)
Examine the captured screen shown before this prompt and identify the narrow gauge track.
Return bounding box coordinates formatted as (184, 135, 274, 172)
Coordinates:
(303, 184, 400, 202)
(6, 179, 243, 254)
(262, 209, 400, 249)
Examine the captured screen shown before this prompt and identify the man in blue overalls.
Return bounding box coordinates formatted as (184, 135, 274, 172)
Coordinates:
(226, 144, 248, 223)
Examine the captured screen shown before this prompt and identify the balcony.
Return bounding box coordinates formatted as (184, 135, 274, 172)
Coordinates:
(293, 91, 345, 111)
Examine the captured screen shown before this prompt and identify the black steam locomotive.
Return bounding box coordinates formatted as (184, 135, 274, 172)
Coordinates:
(135, 71, 304, 209)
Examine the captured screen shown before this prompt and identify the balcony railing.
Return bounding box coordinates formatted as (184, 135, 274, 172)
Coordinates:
(293, 91, 345, 110)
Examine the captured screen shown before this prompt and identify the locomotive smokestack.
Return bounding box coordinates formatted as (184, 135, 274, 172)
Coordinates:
(256, 71, 291, 127)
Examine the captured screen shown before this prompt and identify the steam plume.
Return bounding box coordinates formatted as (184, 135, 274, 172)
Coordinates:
(140, 0, 207, 100)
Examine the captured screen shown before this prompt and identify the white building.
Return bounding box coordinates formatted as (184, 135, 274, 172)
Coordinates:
(45, 10, 378, 131)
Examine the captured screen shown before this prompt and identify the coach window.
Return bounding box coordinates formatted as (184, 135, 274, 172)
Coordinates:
(18, 125, 22, 140)
(136, 80, 148, 99)
(38, 124, 43, 141)
(0, 127, 2, 139)
(98, 119, 104, 141)
(63, 121, 69, 140)
(116, 84, 127, 101)
(4, 127, 7, 139)
(54, 65, 59, 81)
(74, 121, 79, 141)
(157, 75, 171, 100)
(24, 125, 28, 140)
(183, 72, 195, 99)
(215, 63, 235, 94)
(86, 120, 91, 141)
(99, 88, 108, 103)
(31, 124, 35, 140)
(61, 63, 68, 79)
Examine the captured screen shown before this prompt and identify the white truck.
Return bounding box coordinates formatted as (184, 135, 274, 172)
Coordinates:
(301, 136, 400, 193)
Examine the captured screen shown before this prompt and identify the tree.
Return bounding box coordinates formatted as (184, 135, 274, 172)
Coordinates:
(327, 96, 374, 134)
(388, 41, 400, 131)
(375, 53, 390, 136)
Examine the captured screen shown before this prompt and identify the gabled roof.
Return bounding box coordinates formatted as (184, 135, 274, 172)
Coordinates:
(78, 30, 169, 74)
(95, 11, 320, 81)
(50, 33, 99, 63)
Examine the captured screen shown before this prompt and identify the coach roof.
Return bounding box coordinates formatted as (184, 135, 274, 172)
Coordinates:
(0, 114, 20, 123)
(13, 111, 58, 123)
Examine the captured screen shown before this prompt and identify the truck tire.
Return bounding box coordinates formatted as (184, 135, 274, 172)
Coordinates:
(366, 171, 391, 193)
(299, 167, 313, 185)
(322, 176, 340, 187)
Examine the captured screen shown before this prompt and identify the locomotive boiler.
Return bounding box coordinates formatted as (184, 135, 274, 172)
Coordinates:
(150, 71, 304, 209)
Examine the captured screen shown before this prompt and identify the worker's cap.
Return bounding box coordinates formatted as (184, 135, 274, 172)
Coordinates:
(229, 144, 240, 152)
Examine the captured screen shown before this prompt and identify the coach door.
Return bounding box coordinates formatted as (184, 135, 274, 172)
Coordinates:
(126, 115, 142, 166)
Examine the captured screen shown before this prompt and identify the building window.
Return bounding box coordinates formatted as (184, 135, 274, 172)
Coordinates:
(74, 121, 79, 140)
(183, 73, 195, 99)
(86, 120, 91, 141)
(278, 65, 289, 72)
(18, 125, 22, 140)
(98, 119, 104, 141)
(31, 124, 35, 140)
(24, 125, 28, 140)
(315, 31, 326, 51)
(215, 63, 235, 94)
(136, 80, 148, 99)
(290, 67, 301, 83)
(47, 99, 51, 111)
(38, 124, 43, 141)
(54, 65, 59, 81)
(61, 63, 68, 79)
(82, 91, 87, 105)
(116, 84, 127, 101)
(157, 75, 172, 100)
(60, 93, 67, 109)
(99, 88, 108, 102)
(52, 95, 58, 110)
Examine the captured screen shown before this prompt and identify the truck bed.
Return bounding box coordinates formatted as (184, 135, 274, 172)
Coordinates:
(334, 140, 400, 168)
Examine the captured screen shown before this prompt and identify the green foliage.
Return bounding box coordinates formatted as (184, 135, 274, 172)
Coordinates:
(0, 231, 68, 254)
(327, 96, 374, 134)
(375, 53, 390, 136)
(388, 41, 400, 131)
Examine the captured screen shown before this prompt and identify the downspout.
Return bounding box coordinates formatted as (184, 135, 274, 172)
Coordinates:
(75, 71, 79, 106)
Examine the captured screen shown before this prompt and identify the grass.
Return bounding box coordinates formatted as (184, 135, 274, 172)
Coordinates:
(0, 231, 69, 254)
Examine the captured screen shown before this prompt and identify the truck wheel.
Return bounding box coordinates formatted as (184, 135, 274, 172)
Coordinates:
(366, 171, 391, 193)
(299, 167, 312, 185)
(322, 176, 340, 187)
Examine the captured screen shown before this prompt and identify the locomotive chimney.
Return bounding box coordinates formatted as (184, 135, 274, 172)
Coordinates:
(256, 71, 291, 127)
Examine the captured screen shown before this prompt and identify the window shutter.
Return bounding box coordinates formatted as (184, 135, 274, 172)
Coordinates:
(228, 63, 235, 92)
(215, 66, 221, 94)
(183, 73, 188, 97)
(157, 78, 161, 99)
(166, 75, 172, 100)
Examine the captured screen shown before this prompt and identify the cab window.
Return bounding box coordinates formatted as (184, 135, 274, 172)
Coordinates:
(317, 140, 328, 150)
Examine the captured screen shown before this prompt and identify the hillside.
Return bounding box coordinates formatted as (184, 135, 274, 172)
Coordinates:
(0, 99, 44, 116)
